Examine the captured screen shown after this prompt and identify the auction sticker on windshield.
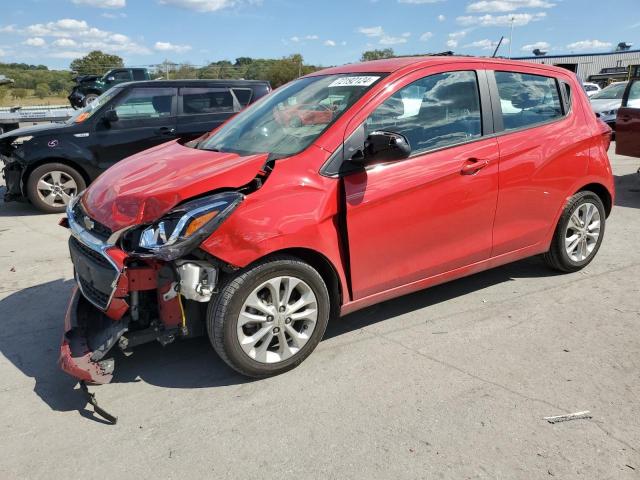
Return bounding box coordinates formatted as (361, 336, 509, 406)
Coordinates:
(328, 76, 380, 87)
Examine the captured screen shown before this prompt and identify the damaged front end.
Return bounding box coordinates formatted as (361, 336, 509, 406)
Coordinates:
(59, 193, 236, 386)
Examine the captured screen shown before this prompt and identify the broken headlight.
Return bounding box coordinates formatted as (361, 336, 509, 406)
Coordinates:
(124, 191, 243, 261)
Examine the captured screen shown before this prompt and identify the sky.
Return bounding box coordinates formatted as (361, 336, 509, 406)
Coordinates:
(0, 0, 638, 70)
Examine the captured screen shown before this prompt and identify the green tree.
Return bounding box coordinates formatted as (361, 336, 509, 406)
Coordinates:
(11, 88, 28, 99)
(69, 51, 124, 76)
(360, 48, 395, 62)
(35, 83, 51, 99)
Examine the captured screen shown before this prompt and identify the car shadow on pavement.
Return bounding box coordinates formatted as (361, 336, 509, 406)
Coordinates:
(0, 279, 250, 424)
(614, 172, 640, 209)
(0, 256, 557, 423)
(0, 186, 44, 217)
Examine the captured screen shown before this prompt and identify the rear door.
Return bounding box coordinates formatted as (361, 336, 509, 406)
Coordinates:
(93, 86, 178, 168)
(176, 87, 240, 140)
(615, 79, 640, 158)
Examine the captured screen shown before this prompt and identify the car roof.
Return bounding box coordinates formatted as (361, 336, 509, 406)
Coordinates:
(306, 55, 573, 77)
(115, 79, 271, 88)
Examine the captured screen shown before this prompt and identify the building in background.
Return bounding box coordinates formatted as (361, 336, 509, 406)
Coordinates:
(514, 49, 640, 87)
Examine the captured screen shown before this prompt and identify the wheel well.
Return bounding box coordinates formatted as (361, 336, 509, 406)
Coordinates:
(22, 158, 91, 194)
(266, 248, 343, 320)
(578, 183, 612, 217)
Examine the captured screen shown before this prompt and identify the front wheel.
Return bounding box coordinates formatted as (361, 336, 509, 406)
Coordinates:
(83, 93, 99, 107)
(207, 256, 330, 378)
(26, 163, 86, 213)
(543, 191, 606, 272)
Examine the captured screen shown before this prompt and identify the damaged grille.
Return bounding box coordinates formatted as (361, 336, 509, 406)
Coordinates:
(69, 237, 119, 311)
(72, 201, 113, 242)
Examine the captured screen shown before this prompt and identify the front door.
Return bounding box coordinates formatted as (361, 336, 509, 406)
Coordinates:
(343, 70, 500, 299)
(616, 79, 640, 158)
(93, 86, 178, 169)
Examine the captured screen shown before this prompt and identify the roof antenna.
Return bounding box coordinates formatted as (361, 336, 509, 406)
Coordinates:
(492, 36, 504, 58)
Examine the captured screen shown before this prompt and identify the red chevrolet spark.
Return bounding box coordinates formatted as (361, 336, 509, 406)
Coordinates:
(60, 57, 614, 385)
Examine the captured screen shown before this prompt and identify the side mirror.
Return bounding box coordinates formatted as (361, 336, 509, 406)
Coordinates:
(106, 76, 115, 83)
(351, 130, 411, 165)
(104, 109, 119, 124)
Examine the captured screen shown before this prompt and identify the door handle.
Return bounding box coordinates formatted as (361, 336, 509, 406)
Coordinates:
(461, 158, 489, 175)
(157, 127, 176, 135)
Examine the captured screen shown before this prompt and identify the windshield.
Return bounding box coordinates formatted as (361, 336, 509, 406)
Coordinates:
(66, 87, 120, 124)
(591, 82, 627, 100)
(198, 74, 384, 158)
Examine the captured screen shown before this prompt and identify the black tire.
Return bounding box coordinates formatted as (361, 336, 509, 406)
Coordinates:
(207, 255, 331, 378)
(26, 163, 86, 213)
(543, 191, 606, 272)
(83, 93, 99, 107)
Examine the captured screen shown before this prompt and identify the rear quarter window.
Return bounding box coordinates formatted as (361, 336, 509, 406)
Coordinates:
(181, 88, 236, 114)
(232, 88, 253, 106)
(495, 71, 563, 131)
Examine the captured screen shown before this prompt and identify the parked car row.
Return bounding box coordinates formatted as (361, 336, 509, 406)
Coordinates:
(0, 79, 270, 212)
(51, 57, 617, 390)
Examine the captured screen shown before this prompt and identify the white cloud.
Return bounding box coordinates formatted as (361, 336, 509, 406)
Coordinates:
(398, 0, 444, 3)
(457, 12, 546, 27)
(0, 25, 17, 33)
(437, 14, 445, 21)
(157, 0, 247, 12)
(305, 34, 318, 40)
(290, 36, 300, 42)
(464, 38, 509, 50)
(380, 35, 408, 45)
(52, 38, 78, 47)
(324, 39, 336, 47)
(24, 37, 46, 47)
(101, 12, 128, 18)
(0, 48, 6, 57)
(466, 0, 554, 12)
(72, 0, 126, 8)
(566, 39, 612, 51)
(419, 31, 433, 41)
(446, 30, 467, 48)
(154, 41, 192, 53)
(358, 26, 384, 37)
(521, 41, 549, 51)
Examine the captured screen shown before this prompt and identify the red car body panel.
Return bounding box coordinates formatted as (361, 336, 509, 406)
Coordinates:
(82, 140, 269, 231)
(60, 56, 615, 382)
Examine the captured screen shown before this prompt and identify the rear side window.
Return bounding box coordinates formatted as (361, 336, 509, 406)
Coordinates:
(232, 88, 253, 106)
(495, 71, 563, 130)
(366, 70, 482, 154)
(182, 88, 236, 114)
(132, 70, 146, 81)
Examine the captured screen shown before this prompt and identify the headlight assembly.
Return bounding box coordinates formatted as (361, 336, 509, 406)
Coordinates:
(11, 136, 33, 146)
(124, 191, 243, 261)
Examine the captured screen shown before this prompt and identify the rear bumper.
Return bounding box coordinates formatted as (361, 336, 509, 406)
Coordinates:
(59, 288, 128, 384)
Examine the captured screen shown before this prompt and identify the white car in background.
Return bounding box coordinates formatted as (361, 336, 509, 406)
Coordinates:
(583, 82, 601, 97)
(590, 81, 628, 129)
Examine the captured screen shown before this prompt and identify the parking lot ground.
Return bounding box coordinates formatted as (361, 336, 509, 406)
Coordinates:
(1, 145, 639, 479)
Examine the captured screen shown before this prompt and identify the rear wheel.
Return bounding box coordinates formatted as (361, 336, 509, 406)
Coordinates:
(207, 256, 330, 378)
(543, 191, 606, 272)
(26, 163, 86, 213)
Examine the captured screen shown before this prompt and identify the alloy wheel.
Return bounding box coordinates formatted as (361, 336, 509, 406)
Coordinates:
(236, 276, 318, 363)
(564, 202, 601, 262)
(36, 170, 78, 207)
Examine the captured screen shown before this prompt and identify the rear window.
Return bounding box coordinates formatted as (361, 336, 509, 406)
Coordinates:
(495, 71, 563, 131)
(181, 88, 236, 114)
(132, 70, 146, 81)
(232, 88, 253, 106)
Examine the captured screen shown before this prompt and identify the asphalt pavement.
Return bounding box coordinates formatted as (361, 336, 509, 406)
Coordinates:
(1, 145, 639, 479)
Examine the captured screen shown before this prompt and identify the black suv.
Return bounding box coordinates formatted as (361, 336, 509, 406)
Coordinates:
(0, 79, 271, 212)
(68, 68, 151, 108)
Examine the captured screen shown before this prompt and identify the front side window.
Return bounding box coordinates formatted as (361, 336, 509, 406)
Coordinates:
(626, 80, 640, 108)
(495, 71, 563, 130)
(110, 70, 131, 81)
(113, 87, 176, 120)
(199, 74, 383, 158)
(182, 88, 237, 115)
(366, 70, 482, 154)
(132, 70, 146, 81)
(67, 87, 120, 124)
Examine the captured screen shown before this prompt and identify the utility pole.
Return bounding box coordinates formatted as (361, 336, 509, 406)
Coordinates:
(508, 16, 515, 59)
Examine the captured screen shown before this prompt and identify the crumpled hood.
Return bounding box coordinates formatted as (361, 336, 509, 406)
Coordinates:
(82, 140, 268, 231)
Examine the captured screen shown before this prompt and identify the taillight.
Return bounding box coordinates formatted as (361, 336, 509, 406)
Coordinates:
(602, 130, 612, 151)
